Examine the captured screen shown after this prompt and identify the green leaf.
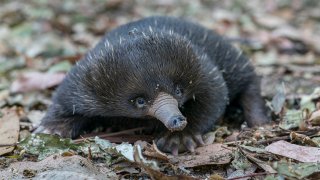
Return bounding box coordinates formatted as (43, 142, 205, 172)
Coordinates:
(18, 133, 83, 160)
(0, 57, 25, 74)
(94, 136, 112, 150)
(271, 83, 286, 114)
(311, 137, 320, 147)
(231, 151, 252, 170)
(280, 109, 303, 130)
(48, 61, 73, 73)
(11, 22, 34, 37)
(274, 161, 320, 179)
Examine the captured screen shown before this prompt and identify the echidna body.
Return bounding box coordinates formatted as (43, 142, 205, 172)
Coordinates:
(36, 16, 269, 155)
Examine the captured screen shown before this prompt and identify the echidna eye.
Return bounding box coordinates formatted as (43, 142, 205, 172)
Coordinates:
(135, 97, 146, 108)
(175, 87, 183, 97)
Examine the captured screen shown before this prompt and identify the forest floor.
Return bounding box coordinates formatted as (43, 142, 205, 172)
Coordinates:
(1, 0, 320, 179)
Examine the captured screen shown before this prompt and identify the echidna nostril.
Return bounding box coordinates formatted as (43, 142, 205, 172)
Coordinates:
(173, 119, 178, 125)
(171, 115, 186, 127)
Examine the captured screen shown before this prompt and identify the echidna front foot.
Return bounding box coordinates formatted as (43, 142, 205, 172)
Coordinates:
(155, 128, 205, 156)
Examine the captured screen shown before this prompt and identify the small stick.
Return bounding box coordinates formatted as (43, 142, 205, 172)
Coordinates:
(225, 127, 320, 146)
(257, 127, 320, 145)
(73, 127, 147, 143)
(256, 136, 290, 145)
(96, 127, 147, 138)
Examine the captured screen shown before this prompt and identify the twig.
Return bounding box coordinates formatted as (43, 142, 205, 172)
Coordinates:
(95, 127, 147, 138)
(73, 127, 147, 143)
(224, 140, 244, 145)
(256, 127, 320, 145)
(221, 145, 234, 151)
(256, 136, 290, 145)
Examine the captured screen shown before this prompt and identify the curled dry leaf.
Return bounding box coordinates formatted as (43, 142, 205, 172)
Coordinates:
(0, 107, 20, 156)
(308, 109, 320, 126)
(10, 72, 66, 93)
(290, 132, 319, 147)
(143, 142, 169, 161)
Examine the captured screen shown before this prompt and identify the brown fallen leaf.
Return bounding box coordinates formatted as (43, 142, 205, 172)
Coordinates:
(171, 144, 233, 168)
(265, 140, 320, 162)
(10, 72, 66, 93)
(208, 174, 224, 180)
(224, 131, 240, 142)
(0, 107, 20, 156)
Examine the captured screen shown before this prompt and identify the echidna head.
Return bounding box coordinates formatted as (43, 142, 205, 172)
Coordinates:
(75, 32, 211, 131)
